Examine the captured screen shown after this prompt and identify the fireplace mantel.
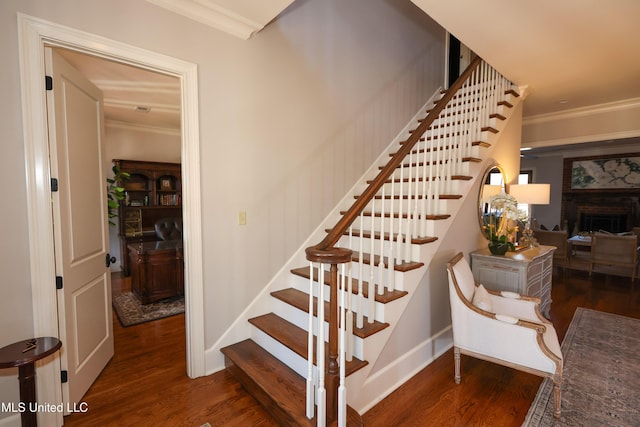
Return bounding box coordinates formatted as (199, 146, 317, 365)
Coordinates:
(576, 205, 632, 233)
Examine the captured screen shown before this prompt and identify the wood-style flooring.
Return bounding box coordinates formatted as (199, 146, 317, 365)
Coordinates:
(63, 269, 639, 426)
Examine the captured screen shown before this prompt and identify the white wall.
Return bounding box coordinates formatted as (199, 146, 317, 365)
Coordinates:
(520, 155, 564, 229)
(0, 0, 446, 412)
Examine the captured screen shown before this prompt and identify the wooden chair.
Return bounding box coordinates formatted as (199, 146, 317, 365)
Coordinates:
(446, 253, 563, 418)
(535, 229, 570, 271)
(589, 234, 639, 282)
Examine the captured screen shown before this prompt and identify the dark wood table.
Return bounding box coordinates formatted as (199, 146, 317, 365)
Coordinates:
(128, 240, 184, 304)
(0, 337, 62, 427)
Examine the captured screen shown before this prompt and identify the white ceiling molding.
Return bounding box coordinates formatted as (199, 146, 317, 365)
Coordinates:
(523, 98, 640, 126)
(146, 0, 294, 40)
(104, 99, 181, 114)
(92, 79, 181, 96)
(106, 119, 182, 136)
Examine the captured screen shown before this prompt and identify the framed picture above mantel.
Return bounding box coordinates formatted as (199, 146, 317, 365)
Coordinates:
(563, 152, 640, 193)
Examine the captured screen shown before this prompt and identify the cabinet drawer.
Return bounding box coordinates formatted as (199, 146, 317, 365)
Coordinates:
(527, 260, 543, 277)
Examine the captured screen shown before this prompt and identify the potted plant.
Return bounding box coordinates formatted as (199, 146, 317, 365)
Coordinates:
(106, 165, 130, 227)
(484, 193, 518, 255)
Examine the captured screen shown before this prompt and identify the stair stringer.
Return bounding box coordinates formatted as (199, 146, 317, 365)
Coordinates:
(336, 101, 524, 414)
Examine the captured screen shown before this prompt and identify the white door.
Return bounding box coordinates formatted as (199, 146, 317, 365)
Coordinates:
(45, 47, 114, 411)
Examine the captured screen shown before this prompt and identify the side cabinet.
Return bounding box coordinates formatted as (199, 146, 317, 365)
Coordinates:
(470, 245, 555, 317)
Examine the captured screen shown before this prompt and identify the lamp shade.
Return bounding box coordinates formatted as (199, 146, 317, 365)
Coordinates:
(509, 184, 550, 205)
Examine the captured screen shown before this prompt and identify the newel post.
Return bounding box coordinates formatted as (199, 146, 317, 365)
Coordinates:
(305, 245, 352, 424)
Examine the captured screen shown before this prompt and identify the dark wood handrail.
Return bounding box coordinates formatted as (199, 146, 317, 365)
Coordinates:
(307, 56, 482, 259)
(305, 57, 484, 424)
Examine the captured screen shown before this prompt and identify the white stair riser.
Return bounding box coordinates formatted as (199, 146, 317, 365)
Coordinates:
(252, 326, 310, 379)
(334, 236, 424, 263)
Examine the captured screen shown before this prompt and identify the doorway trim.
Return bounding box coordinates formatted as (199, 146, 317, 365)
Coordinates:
(18, 13, 205, 422)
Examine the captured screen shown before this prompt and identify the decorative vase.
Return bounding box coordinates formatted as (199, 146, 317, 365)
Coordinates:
(488, 242, 510, 256)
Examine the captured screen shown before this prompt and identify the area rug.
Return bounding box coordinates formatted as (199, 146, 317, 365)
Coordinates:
(522, 308, 640, 426)
(113, 292, 184, 327)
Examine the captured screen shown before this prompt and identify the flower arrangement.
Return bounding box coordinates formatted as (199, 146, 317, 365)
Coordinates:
(484, 193, 518, 255)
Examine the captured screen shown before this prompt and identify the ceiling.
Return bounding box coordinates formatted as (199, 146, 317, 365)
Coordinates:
(410, 0, 640, 118)
(59, 0, 640, 150)
(57, 48, 181, 134)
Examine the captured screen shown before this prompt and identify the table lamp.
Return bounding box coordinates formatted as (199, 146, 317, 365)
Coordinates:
(509, 183, 550, 246)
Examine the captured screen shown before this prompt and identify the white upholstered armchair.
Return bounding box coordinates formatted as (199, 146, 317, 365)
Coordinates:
(446, 252, 563, 418)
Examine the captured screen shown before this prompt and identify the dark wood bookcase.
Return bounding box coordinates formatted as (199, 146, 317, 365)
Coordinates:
(113, 159, 182, 276)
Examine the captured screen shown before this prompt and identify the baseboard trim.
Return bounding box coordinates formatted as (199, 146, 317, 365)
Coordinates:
(355, 325, 453, 414)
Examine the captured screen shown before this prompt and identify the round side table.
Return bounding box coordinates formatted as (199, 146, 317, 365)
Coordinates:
(0, 337, 62, 427)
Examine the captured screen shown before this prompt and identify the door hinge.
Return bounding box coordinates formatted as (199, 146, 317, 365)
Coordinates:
(61, 370, 68, 383)
(51, 178, 58, 192)
(56, 276, 63, 290)
(45, 75, 53, 91)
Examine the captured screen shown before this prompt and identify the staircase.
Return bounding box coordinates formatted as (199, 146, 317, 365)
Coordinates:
(220, 57, 523, 425)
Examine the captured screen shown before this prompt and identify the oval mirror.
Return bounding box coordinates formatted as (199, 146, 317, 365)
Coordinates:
(478, 164, 507, 237)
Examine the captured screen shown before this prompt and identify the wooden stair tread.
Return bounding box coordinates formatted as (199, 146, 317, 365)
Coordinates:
(221, 339, 362, 426)
(291, 266, 409, 303)
(351, 252, 423, 272)
(325, 228, 437, 245)
(393, 139, 489, 153)
(271, 288, 390, 338)
(249, 313, 368, 376)
(369, 175, 473, 184)
(342, 210, 450, 221)
(355, 194, 462, 201)
(381, 158, 478, 170)
(221, 338, 312, 426)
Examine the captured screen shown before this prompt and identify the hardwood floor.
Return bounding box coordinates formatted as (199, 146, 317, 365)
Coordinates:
(63, 269, 639, 426)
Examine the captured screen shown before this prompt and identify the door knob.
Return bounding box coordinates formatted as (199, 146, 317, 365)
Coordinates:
(106, 254, 117, 267)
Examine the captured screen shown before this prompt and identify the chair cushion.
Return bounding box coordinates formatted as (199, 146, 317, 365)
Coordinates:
(472, 284, 493, 312)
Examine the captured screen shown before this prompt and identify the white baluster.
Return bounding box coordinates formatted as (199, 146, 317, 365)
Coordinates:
(377, 184, 385, 296)
(426, 134, 434, 218)
(357, 212, 364, 329)
(346, 228, 354, 362)
(396, 159, 405, 263)
(306, 261, 315, 420)
(387, 171, 396, 292)
(419, 129, 430, 237)
(345, 263, 354, 362)
(463, 79, 471, 160)
(412, 139, 421, 239)
(317, 266, 326, 427)
(368, 198, 375, 323)
(404, 150, 413, 262)
(433, 114, 442, 215)
(338, 263, 347, 427)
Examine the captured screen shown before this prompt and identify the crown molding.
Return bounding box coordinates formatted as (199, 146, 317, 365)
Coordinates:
(523, 97, 640, 126)
(106, 119, 181, 136)
(147, 0, 265, 40)
(93, 79, 181, 95)
(104, 98, 181, 114)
